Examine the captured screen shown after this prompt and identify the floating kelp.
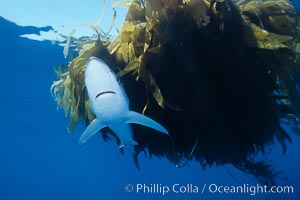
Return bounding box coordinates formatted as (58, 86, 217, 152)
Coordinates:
(51, 0, 300, 185)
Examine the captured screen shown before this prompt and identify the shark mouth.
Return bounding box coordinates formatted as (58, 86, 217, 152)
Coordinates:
(95, 91, 116, 100)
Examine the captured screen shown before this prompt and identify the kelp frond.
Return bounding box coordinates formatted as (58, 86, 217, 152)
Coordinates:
(51, 0, 300, 185)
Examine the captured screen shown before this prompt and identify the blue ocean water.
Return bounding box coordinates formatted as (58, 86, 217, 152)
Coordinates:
(1, 1, 300, 199)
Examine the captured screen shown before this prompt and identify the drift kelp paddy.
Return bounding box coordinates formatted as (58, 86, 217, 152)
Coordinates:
(51, 0, 300, 185)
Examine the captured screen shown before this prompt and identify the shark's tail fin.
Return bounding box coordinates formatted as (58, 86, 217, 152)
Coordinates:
(132, 152, 141, 170)
(119, 141, 141, 169)
(125, 111, 169, 134)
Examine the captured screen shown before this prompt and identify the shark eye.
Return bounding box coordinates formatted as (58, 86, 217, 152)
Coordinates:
(95, 91, 116, 100)
(117, 76, 121, 83)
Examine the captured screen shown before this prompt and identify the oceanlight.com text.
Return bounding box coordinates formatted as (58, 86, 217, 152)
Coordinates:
(206, 183, 293, 195)
(124, 183, 294, 196)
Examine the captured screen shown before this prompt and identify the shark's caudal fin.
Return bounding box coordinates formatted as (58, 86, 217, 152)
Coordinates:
(125, 111, 169, 134)
(79, 118, 107, 147)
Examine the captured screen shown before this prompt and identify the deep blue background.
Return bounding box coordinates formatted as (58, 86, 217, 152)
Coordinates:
(1, 1, 300, 198)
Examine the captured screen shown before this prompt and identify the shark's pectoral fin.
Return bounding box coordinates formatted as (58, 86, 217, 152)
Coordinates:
(125, 111, 169, 134)
(79, 118, 107, 147)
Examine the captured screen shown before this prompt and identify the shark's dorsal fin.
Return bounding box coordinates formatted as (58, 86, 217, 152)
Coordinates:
(125, 111, 169, 134)
(79, 118, 107, 147)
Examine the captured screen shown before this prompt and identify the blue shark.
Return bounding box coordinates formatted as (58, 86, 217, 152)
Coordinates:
(79, 57, 169, 149)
